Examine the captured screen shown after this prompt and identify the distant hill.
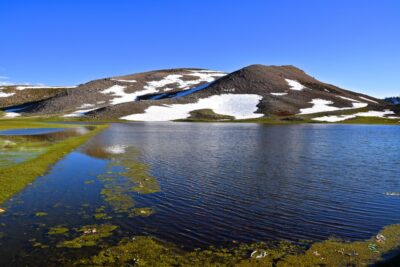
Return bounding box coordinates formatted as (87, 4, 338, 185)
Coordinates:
(0, 64, 398, 122)
(384, 97, 400, 105)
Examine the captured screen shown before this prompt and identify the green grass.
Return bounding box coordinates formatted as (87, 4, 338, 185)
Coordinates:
(0, 118, 78, 130)
(0, 122, 107, 204)
(341, 116, 400, 125)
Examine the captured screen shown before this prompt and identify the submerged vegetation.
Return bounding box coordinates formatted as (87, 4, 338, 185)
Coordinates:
(48, 226, 69, 235)
(57, 224, 118, 248)
(74, 224, 400, 266)
(97, 146, 160, 216)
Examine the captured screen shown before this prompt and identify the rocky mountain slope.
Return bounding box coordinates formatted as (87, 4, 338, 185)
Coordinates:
(1, 64, 397, 122)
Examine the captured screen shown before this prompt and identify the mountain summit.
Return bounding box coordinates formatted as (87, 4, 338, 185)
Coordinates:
(0, 64, 397, 122)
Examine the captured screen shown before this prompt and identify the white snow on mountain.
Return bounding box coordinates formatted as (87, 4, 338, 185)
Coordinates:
(337, 96, 361, 102)
(143, 70, 225, 93)
(101, 85, 157, 105)
(102, 71, 226, 105)
(63, 104, 99, 117)
(271, 92, 288, 96)
(356, 110, 395, 117)
(359, 96, 379, 104)
(313, 109, 398, 122)
(0, 91, 15, 97)
(299, 99, 368, 115)
(16, 85, 77, 90)
(285, 79, 306, 91)
(312, 115, 356, 122)
(111, 79, 137, 83)
(3, 112, 21, 118)
(121, 94, 263, 121)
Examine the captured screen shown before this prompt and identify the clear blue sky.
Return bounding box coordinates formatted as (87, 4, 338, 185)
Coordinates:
(0, 0, 399, 97)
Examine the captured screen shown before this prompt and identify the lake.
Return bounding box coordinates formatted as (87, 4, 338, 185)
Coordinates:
(0, 123, 399, 265)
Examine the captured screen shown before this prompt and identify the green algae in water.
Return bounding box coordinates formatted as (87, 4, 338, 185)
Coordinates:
(100, 186, 135, 213)
(48, 226, 69, 235)
(94, 213, 112, 220)
(35, 212, 48, 217)
(132, 207, 154, 217)
(96, 147, 160, 216)
(84, 180, 95, 184)
(76, 236, 300, 267)
(32, 242, 49, 249)
(75, 224, 400, 267)
(57, 224, 118, 249)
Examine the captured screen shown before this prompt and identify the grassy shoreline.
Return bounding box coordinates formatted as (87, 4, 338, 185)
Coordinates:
(0, 122, 107, 204)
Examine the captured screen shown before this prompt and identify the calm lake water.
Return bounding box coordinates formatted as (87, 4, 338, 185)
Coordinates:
(0, 123, 400, 265)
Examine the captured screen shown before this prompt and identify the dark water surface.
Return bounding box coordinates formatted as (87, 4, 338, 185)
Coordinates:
(0, 123, 400, 264)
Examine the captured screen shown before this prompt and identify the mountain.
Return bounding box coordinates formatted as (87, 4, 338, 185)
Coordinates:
(384, 97, 400, 105)
(0, 64, 397, 122)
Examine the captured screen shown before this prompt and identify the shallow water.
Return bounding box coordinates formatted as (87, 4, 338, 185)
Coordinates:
(0, 123, 400, 265)
(0, 127, 92, 168)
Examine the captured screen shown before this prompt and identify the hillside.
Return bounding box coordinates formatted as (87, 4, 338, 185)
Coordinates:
(1, 65, 398, 122)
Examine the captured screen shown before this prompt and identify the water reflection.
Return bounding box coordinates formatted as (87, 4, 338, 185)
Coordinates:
(84, 123, 400, 246)
(0, 126, 94, 167)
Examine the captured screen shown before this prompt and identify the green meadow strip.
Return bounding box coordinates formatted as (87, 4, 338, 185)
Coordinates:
(0, 124, 107, 204)
(0, 119, 78, 130)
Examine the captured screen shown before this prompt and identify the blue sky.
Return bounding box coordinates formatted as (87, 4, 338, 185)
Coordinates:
(0, 0, 399, 97)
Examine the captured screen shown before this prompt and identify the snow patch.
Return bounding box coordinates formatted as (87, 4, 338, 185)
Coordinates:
(270, 92, 288, 96)
(299, 99, 368, 115)
(102, 71, 226, 105)
(3, 112, 21, 118)
(313, 109, 398, 122)
(313, 115, 356, 122)
(145, 71, 225, 92)
(121, 94, 263, 121)
(0, 91, 15, 97)
(111, 79, 137, 83)
(78, 103, 95, 109)
(101, 85, 156, 105)
(285, 79, 306, 91)
(359, 96, 379, 104)
(16, 85, 76, 90)
(337, 96, 361, 102)
(63, 108, 98, 117)
(355, 110, 395, 117)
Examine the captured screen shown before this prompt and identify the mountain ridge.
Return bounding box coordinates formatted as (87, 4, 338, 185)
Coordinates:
(0, 64, 397, 122)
